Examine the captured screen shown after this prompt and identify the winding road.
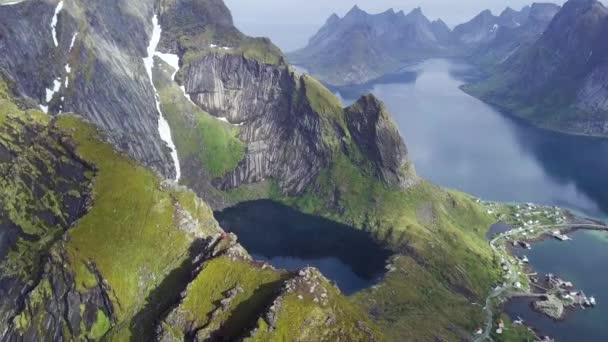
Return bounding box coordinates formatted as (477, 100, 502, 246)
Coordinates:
(474, 223, 607, 342)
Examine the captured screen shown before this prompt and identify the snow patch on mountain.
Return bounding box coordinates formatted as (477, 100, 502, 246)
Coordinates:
(51, 1, 63, 47)
(144, 15, 181, 181)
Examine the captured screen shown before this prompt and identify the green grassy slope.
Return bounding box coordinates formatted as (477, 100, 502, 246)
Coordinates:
(161, 256, 382, 341)
(0, 75, 378, 341)
(156, 44, 501, 339)
(154, 57, 245, 180)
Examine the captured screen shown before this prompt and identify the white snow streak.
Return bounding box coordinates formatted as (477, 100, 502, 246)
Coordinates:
(209, 43, 232, 50)
(0, 1, 25, 5)
(155, 52, 197, 106)
(69, 32, 78, 51)
(51, 1, 64, 47)
(63, 33, 78, 88)
(45, 78, 61, 103)
(155, 52, 241, 126)
(144, 15, 181, 181)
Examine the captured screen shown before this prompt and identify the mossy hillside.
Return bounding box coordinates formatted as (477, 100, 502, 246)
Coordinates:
(248, 282, 381, 341)
(462, 53, 608, 137)
(278, 156, 499, 340)
(0, 79, 92, 282)
(153, 57, 245, 179)
(221, 142, 500, 340)
(175, 24, 284, 68)
(295, 74, 354, 152)
(287, 153, 498, 286)
(166, 256, 286, 340)
(54, 115, 223, 338)
(355, 255, 486, 341)
(156, 17, 501, 338)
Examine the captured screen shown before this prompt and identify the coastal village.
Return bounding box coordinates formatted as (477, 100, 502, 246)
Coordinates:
(474, 200, 604, 342)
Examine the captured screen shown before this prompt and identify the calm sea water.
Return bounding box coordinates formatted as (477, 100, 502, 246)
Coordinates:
(333, 59, 608, 220)
(506, 230, 608, 341)
(328, 59, 608, 340)
(214, 200, 391, 295)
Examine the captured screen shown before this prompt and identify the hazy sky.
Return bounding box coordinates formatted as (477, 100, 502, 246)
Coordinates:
(224, 0, 566, 51)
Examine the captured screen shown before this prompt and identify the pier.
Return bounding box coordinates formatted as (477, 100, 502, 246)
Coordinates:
(474, 202, 608, 342)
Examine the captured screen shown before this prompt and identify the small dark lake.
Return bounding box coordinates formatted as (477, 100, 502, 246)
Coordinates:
(506, 230, 608, 341)
(214, 200, 391, 295)
(320, 58, 608, 339)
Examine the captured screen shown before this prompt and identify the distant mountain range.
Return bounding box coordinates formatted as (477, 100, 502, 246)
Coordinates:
(288, 6, 457, 86)
(452, 3, 560, 64)
(464, 0, 608, 136)
(288, 3, 561, 86)
(291, 0, 608, 137)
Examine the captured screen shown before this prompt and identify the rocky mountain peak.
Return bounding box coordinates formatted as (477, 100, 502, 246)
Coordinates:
(405, 7, 430, 24)
(431, 18, 452, 41)
(479, 9, 496, 19)
(345, 94, 415, 189)
(326, 13, 340, 24)
(345, 4, 366, 18)
(529, 3, 562, 22)
(409, 7, 424, 16)
(499, 6, 517, 17)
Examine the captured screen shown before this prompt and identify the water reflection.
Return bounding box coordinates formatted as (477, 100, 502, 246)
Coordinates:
(506, 230, 608, 340)
(335, 59, 607, 219)
(214, 200, 391, 295)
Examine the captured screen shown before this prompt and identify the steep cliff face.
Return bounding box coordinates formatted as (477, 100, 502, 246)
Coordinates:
(465, 0, 608, 136)
(182, 54, 330, 194)
(153, 0, 416, 199)
(345, 95, 413, 189)
(0, 0, 176, 179)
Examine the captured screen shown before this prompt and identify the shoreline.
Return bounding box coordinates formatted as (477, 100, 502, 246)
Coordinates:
(476, 199, 607, 341)
(499, 219, 606, 337)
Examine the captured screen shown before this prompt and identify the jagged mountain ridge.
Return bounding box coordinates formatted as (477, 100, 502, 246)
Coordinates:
(464, 0, 608, 136)
(288, 3, 560, 87)
(288, 5, 455, 86)
(471, 3, 561, 65)
(453, 3, 561, 64)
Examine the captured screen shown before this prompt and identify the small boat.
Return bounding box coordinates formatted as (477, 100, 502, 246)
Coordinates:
(589, 296, 597, 306)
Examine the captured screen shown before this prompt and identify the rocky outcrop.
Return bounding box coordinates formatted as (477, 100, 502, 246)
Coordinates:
(533, 295, 565, 320)
(0, 109, 94, 340)
(0, 0, 176, 178)
(153, 0, 418, 197)
(345, 95, 416, 189)
(182, 54, 331, 194)
(2, 248, 115, 341)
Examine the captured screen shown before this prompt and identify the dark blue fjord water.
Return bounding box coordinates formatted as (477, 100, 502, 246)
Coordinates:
(214, 200, 391, 295)
(506, 230, 608, 341)
(326, 59, 608, 340)
(333, 59, 608, 221)
(231, 59, 608, 338)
